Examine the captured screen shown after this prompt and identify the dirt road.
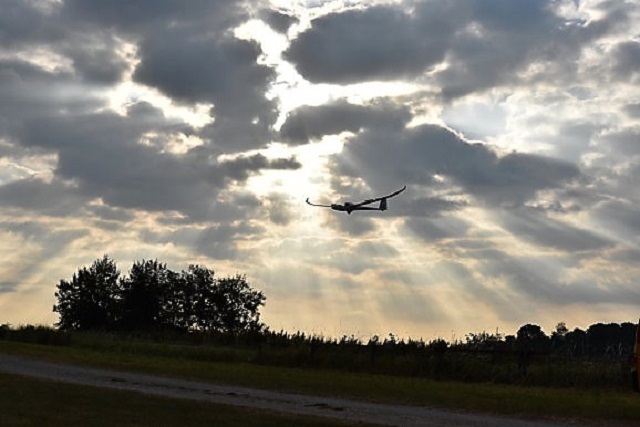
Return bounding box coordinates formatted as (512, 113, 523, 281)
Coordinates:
(0, 352, 579, 426)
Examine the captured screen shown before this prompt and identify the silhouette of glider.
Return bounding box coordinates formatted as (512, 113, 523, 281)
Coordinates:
(306, 186, 406, 214)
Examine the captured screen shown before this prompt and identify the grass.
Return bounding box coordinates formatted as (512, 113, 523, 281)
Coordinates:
(0, 372, 369, 427)
(1, 338, 639, 425)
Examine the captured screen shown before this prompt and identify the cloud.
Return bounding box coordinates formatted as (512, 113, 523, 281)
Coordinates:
(0, 59, 103, 137)
(474, 248, 640, 307)
(285, 1, 616, 99)
(0, 0, 279, 154)
(0, 177, 85, 217)
(142, 221, 264, 260)
(612, 41, 640, 82)
(0, 0, 64, 48)
(132, 25, 277, 152)
(600, 128, 640, 157)
(332, 214, 377, 236)
(264, 193, 294, 226)
(261, 10, 298, 34)
(219, 154, 301, 182)
(405, 216, 471, 242)
(496, 208, 612, 252)
(285, 4, 458, 84)
(87, 204, 136, 223)
(60, 0, 248, 34)
(592, 200, 640, 242)
(62, 33, 130, 84)
(279, 100, 411, 144)
(332, 123, 580, 209)
(622, 102, 640, 118)
(11, 104, 298, 220)
(355, 241, 400, 258)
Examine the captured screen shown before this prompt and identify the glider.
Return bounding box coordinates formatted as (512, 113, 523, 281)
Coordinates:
(306, 186, 406, 215)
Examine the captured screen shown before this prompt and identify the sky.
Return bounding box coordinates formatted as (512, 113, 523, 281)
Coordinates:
(1, 0, 639, 340)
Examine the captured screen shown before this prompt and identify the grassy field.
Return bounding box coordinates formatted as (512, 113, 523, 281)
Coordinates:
(0, 372, 372, 427)
(1, 338, 639, 425)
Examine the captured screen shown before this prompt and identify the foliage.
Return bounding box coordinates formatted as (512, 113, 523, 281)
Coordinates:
(211, 275, 265, 334)
(0, 321, 637, 391)
(53, 255, 121, 331)
(53, 256, 266, 334)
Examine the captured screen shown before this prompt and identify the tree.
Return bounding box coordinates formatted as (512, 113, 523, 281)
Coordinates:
(179, 264, 213, 332)
(206, 274, 266, 334)
(161, 269, 192, 332)
(53, 257, 266, 335)
(119, 259, 172, 331)
(515, 324, 549, 376)
(565, 327, 587, 357)
(551, 321, 569, 352)
(516, 324, 550, 352)
(586, 322, 634, 357)
(53, 255, 120, 331)
(177, 268, 267, 334)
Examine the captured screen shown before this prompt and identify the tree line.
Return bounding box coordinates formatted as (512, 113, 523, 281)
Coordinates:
(464, 322, 637, 359)
(53, 256, 637, 361)
(54, 255, 265, 334)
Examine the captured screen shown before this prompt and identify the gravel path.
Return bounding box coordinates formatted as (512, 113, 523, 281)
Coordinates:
(0, 352, 578, 426)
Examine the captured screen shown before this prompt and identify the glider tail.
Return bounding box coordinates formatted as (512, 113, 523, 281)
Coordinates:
(379, 198, 387, 211)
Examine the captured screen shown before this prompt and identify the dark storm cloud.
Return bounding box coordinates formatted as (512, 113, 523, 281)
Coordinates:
(2, 1, 279, 153)
(133, 28, 278, 151)
(332, 123, 580, 209)
(405, 216, 471, 242)
(0, 177, 85, 217)
(0, 59, 103, 136)
(0, 3, 129, 85)
(219, 154, 300, 181)
(60, 0, 246, 34)
(391, 196, 467, 218)
(133, 30, 270, 106)
(285, 0, 614, 98)
(61, 33, 130, 84)
(285, 4, 458, 84)
(612, 40, 640, 81)
(0, 0, 64, 47)
(261, 10, 298, 34)
(333, 214, 377, 236)
(279, 100, 411, 144)
(433, 0, 572, 98)
(15, 107, 298, 220)
(127, 10, 278, 152)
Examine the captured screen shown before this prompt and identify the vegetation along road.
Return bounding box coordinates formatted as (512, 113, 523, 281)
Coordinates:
(1, 352, 592, 427)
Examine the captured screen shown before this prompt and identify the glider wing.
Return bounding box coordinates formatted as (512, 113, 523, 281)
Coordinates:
(305, 198, 332, 208)
(352, 185, 407, 207)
